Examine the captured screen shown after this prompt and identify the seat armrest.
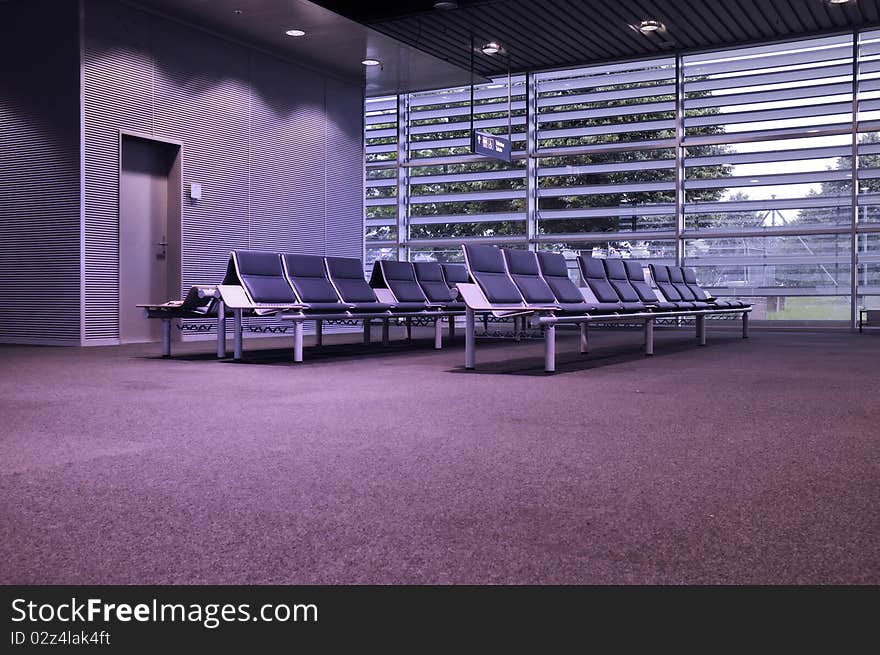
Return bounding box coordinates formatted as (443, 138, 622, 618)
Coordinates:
(373, 288, 397, 304)
(217, 284, 305, 310)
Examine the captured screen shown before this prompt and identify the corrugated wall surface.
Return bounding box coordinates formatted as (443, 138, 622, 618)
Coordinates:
(0, 0, 81, 344)
(325, 78, 365, 259)
(83, 0, 363, 342)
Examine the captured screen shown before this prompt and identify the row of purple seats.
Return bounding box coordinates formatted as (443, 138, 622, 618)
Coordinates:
(649, 264, 749, 309)
(217, 250, 468, 362)
(578, 256, 751, 312)
(369, 260, 467, 312)
(457, 244, 752, 372)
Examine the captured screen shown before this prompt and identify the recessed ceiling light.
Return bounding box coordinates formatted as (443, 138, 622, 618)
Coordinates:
(638, 19, 664, 33)
(285, 29, 306, 37)
(362, 59, 381, 66)
(481, 41, 502, 55)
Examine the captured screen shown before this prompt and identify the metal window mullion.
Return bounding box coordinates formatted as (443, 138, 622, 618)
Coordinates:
(526, 71, 538, 250)
(852, 32, 860, 328)
(397, 94, 409, 263)
(675, 52, 685, 266)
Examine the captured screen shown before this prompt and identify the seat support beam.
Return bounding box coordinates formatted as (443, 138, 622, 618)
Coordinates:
(544, 324, 556, 373)
(465, 308, 476, 369)
(233, 308, 243, 360)
(161, 318, 171, 358)
(293, 321, 303, 362)
(216, 301, 226, 358)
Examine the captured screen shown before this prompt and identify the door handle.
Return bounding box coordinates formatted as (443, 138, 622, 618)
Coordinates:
(156, 238, 168, 260)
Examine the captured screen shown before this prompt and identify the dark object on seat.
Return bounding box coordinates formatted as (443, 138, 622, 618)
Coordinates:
(578, 256, 644, 312)
(139, 285, 220, 317)
(622, 261, 684, 310)
(681, 267, 749, 308)
(378, 260, 431, 308)
(231, 250, 298, 303)
(414, 262, 465, 310)
(462, 244, 526, 304)
(536, 252, 621, 312)
(325, 256, 396, 311)
(281, 254, 353, 313)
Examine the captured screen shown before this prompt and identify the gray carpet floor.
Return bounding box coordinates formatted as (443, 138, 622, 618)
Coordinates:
(1, 326, 878, 584)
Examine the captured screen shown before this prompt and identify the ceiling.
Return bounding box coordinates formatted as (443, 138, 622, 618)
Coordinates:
(131, 0, 880, 93)
(128, 0, 487, 95)
(314, 0, 880, 77)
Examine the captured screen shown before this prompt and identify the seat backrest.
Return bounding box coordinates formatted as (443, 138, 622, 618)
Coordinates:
(441, 263, 470, 290)
(623, 261, 661, 303)
(414, 262, 455, 302)
(325, 256, 380, 303)
(577, 256, 621, 303)
(603, 258, 642, 303)
(231, 250, 298, 303)
(536, 252, 586, 304)
(379, 260, 428, 303)
(649, 264, 682, 301)
(282, 254, 342, 303)
(682, 267, 712, 300)
(668, 266, 698, 300)
(462, 244, 524, 304)
(503, 249, 557, 304)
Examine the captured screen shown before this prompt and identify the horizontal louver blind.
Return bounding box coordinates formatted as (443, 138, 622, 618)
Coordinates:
(683, 34, 853, 230)
(405, 77, 527, 255)
(365, 95, 398, 254)
(682, 34, 854, 301)
(535, 58, 676, 240)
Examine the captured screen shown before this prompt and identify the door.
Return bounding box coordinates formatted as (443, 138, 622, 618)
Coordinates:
(119, 135, 181, 344)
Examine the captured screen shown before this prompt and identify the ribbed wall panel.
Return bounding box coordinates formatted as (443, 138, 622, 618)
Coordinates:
(249, 53, 326, 255)
(0, 0, 81, 343)
(287, 68, 328, 256)
(83, 0, 153, 340)
(325, 78, 364, 259)
(151, 20, 250, 293)
(82, 0, 363, 342)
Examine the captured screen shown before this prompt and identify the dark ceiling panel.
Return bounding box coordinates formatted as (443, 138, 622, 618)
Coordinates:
(127, 0, 880, 90)
(311, 0, 880, 76)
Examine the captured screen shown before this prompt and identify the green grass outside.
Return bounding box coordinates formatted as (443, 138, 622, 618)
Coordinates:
(765, 296, 851, 320)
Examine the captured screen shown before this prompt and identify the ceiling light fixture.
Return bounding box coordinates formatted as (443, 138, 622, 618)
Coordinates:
(362, 58, 381, 66)
(433, 1, 459, 8)
(285, 29, 306, 37)
(826, 0, 854, 4)
(481, 41, 502, 55)
(638, 19, 664, 33)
